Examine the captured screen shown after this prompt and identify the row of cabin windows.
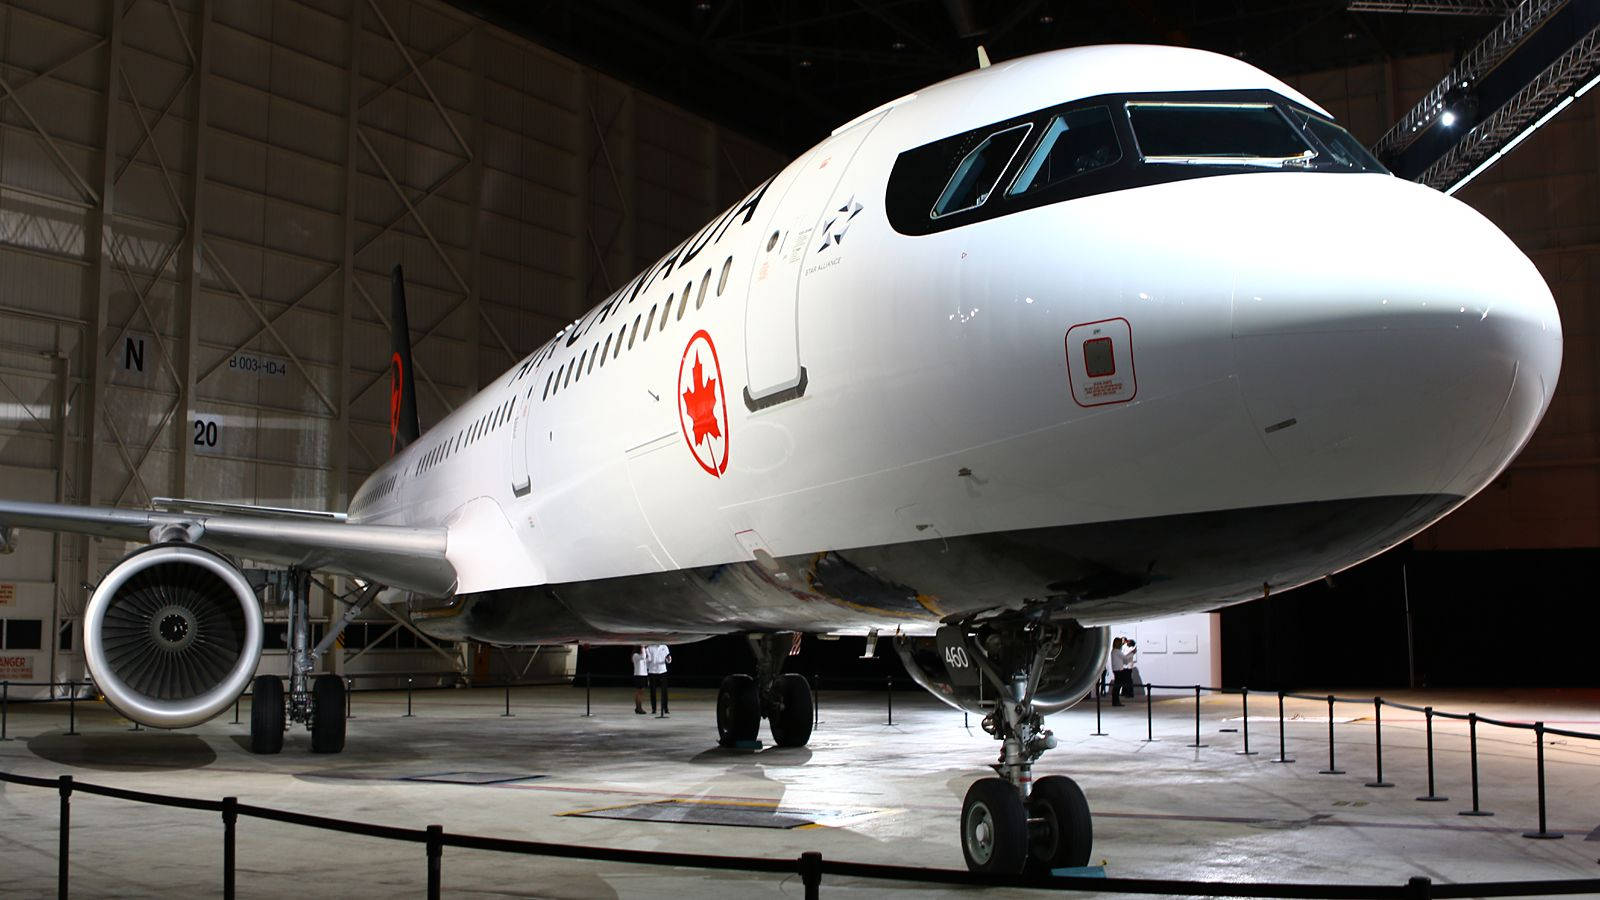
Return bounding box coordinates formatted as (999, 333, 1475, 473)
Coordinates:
(350, 473, 399, 515)
(413, 393, 520, 477)
(542, 255, 734, 402)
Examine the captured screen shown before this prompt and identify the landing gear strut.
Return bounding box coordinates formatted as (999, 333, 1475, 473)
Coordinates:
(247, 568, 376, 754)
(955, 614, 1093, 874)
(716, 633, 813, 748)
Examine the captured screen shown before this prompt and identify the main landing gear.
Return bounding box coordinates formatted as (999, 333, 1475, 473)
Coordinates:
(248, 567, 378, 755)
(953, 615, 1093, 874)
(717, 633, 813, 749)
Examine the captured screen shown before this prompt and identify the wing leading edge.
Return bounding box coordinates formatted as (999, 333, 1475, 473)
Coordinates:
(0, 499, 454, 596)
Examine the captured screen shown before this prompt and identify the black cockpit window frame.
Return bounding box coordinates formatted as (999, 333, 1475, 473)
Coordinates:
(885, 89, 1389, 237)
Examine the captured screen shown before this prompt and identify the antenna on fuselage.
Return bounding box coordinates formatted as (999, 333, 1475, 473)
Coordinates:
(976, 45, 991, 69)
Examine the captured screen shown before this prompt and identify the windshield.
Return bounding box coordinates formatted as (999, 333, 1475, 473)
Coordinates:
(1008, 106, 1121, 196)
(1127, 101, 1315, 167)
(1282, 108, 1390, 174)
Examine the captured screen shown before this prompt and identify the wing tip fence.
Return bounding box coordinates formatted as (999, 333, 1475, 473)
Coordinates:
(3, 675, 1600, 897)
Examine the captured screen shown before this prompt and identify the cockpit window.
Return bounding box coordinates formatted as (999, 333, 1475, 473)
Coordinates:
(1127, 101, 1315, 167)
(1283, 108, 1389, 174)
(930, 123, 1032, 218)
(1008, 106, 1120, 196)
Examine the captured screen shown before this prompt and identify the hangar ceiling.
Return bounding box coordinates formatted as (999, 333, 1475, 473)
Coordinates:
(450, 0, 1499, 151)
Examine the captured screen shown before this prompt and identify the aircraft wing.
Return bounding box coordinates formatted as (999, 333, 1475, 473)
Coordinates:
(0, 499, 454, 596)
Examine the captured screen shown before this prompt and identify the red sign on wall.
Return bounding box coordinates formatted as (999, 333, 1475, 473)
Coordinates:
(0, 655, 32, 679)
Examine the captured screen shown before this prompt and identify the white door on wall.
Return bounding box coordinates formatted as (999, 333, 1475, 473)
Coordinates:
(743, 112, 886, 409)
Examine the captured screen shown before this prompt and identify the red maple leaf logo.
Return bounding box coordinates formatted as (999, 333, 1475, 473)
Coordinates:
(682, 353, 721, 446)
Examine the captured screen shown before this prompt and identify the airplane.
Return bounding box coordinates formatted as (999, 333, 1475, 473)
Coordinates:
(0, 43, 1562, 875)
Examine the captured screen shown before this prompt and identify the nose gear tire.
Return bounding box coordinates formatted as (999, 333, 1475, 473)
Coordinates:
(249, 675, 284, 755)
(767, 672, 813, 747)
(961, 777, 1029, 874)
(311, 673, 346, 754)
(1025, 775, 1093, 871)
(716, 674, 760, 745)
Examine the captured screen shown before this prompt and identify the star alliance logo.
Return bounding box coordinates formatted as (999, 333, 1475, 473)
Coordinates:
(816, 196, 863, 253)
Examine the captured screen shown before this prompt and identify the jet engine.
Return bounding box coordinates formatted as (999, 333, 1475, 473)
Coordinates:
(895, 620, 1109, 715)
(84, 543, 262, 728)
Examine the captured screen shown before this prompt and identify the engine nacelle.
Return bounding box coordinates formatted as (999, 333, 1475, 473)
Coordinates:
(84, 543, 262, 728)
(895, 621, 1109, 716)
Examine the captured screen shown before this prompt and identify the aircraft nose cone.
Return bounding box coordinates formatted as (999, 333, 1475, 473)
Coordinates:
(1231, 175, 1562, 504)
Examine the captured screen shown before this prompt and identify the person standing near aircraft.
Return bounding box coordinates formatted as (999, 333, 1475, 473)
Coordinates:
(1108, 637, 1128, 707)
(632, 646, 649, 715)
(647, 643, 672, 717)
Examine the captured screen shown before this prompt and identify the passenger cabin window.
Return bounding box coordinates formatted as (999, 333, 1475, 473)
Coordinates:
(931, 123, 1032, 218)
(1008, 106, 1120, 196)
(1126, 101, 1314, 166)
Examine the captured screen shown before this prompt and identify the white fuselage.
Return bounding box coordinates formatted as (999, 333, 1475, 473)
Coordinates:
(345, 45, 1561, 639)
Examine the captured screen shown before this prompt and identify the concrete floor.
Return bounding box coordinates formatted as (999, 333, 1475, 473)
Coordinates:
(0, 684, 1596, 898)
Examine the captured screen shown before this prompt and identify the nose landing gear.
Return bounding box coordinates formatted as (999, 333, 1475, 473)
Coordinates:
(955, 616, 1093, 874)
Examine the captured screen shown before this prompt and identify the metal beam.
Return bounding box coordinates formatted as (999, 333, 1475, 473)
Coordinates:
(1369, 0, 1569, 159)
(1348, 1, 1518, 13)
(175, 0, 211, 499)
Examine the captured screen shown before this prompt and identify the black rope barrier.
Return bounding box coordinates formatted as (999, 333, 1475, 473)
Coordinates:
(6, 768, 1600, 898)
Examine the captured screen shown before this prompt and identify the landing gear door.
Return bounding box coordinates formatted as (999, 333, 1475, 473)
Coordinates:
(743, 112, 887, 410)
(936, 625, 981, 688)
(509, 385, 533, 497)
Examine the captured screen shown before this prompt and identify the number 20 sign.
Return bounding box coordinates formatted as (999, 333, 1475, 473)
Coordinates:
(191, 413, 224, 455)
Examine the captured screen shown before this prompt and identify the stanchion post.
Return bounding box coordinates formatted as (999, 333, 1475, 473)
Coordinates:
(813, 675, 819, 729)
(1142, 684, 1156, 742)
(405, 677, 414, 718)
(583, 673, 592, 718)
(1365, 698, 1393, 788)
(1522, 722, 1564, 839)
(1091, 677, 1106, 736)
(502, 682, 513, 717)
(1406, 876, 1433, 899)
(1237, 688, 1257, 755)
(345, 677, 354, 719)
(799, 850, 822, 900)
(1188, 685, 1206, 748)
(58, 774, 72, 898)
(886, 675, 894, 726)
(222, 796, 238, 900)
(1417, 707, 1447, 802)
(1273, 691, 1294, 763)
(1318, 695, 1344, 774)
(66, 683, 78, 736)
(233, 695, 240, 725)
(1459, 712, 1492, 816)
(426, 824, 443, 900)
(1, 680, 9, 741)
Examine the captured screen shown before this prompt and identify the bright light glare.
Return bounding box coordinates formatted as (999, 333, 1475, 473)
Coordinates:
(1441, 110, 1457, 127)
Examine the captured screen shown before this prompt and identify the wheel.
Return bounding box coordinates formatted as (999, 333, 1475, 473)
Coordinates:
(716, 674, 760, 746)
(1025, 775, 1093, 872)
(767, 673, 813, 748)
(310, 674, 346, 754)
(249, 675, 284, 755)
(961, 777, 1028, 874)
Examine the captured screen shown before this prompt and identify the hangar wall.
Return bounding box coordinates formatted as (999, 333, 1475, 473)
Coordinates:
(1284, 55, 1600, 550)
(0, 0, 786, 690)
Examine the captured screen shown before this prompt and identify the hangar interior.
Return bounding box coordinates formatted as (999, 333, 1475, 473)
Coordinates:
(2, 0, 1599, 894)
(0, 0, 785, 692)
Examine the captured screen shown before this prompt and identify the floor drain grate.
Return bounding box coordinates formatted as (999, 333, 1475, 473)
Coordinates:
(405, 771, 546, 785)
(565, 799, 826, 829)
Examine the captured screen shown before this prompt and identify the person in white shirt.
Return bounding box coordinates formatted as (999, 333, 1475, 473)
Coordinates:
(631, 646, 649, 715)
(1108, 636, 1131, 707)
(646, 643, 671, 716)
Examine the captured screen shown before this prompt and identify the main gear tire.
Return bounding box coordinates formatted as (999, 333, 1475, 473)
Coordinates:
(766, 673, 813, 748)
(961, 777, 1028, 874)
(249, 675, 284, 755)
(310, 674, 347, 754)
(1025, 775, 1093, 872)
(716, 674, 760, 746)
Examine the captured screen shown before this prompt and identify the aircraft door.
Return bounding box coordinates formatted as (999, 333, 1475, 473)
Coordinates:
(509, 385, 533, 496)
(743, 112, 886, 410)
